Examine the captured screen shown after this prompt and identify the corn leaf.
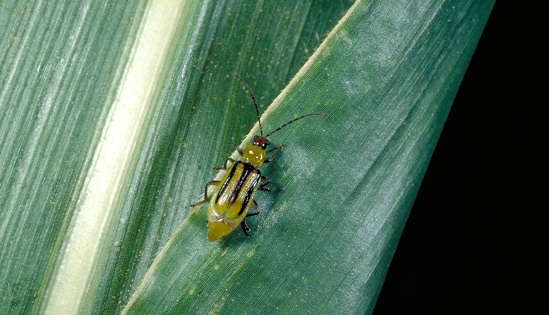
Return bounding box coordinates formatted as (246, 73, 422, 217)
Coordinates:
(0, 0, 494, 314)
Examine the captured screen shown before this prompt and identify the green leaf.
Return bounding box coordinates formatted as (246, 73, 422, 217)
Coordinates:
(121, 0, 495, 314)
(0, 0, 494, 314)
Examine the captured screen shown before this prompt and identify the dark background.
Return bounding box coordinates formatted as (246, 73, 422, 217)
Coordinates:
(374, 3, 529, 314)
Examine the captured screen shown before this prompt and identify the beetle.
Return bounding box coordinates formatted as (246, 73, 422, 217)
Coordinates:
(189, 74, 324, 241)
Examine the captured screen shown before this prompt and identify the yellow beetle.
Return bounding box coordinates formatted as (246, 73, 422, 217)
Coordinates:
(189, 74, 324, 241)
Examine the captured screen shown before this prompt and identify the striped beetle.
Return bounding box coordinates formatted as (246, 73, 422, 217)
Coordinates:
(189, 74, 324, 241)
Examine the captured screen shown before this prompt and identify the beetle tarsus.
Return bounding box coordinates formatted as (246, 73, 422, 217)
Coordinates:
(240, 219, 252, 236)
(259, 176, 271, 191)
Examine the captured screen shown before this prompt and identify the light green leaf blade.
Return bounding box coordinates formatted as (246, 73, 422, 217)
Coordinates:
(121, 0, 495, 314)
(0, 1, 147, 313)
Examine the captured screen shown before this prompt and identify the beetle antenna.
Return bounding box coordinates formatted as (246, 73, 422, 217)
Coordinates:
(265, 113, 326, 138)
(234, 73, 263, 137)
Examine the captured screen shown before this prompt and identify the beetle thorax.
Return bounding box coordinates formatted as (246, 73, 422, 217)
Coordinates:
(242, 144, 266, 167)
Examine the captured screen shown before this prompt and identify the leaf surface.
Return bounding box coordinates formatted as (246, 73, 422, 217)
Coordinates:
(0, 0, 494, 314)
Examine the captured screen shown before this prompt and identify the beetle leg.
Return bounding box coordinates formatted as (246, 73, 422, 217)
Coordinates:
(240, 219, 252, 236)
(259, 176, 271, 191)
(187, 180, 220, 207)
(241, 201, 260, 236)
(231, 143, 244, 156)
(246, 200, 260, 217)
(214, 158, 235, 170)
(265, 144, 284, 163)
(267, 144, 284, 153)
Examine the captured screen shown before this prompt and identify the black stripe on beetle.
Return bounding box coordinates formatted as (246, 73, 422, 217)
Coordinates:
(216, 162, 239, 202)
(239, 168, 260, 215)
(228, 162, 251, 205)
